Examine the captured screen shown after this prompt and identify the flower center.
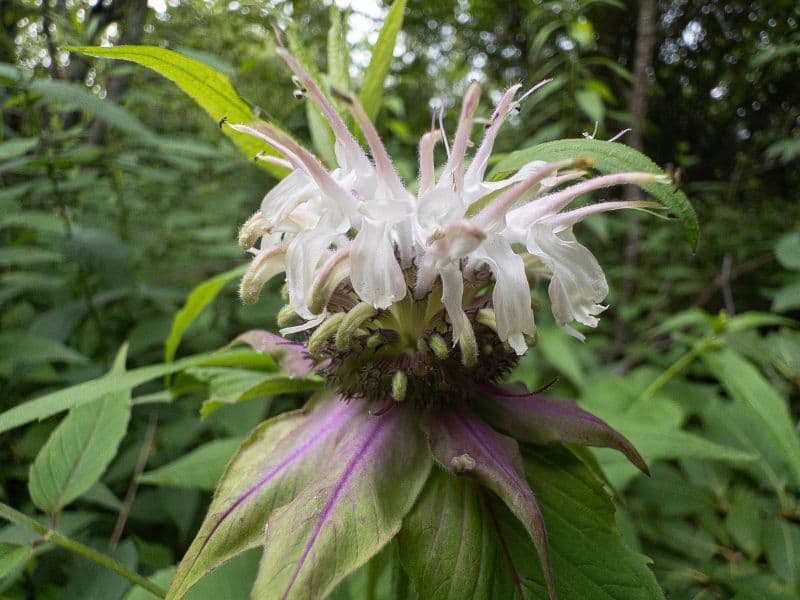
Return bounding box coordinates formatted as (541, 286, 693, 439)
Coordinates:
(288, 264, 527, 409)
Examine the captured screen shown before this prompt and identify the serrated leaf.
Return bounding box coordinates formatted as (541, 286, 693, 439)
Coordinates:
(28, 345, 131, 513)
(0, 348, 272, 435)
(703, 347, 800, 487)
(140, 438, 243, 491)
(67, 45, 290, 177)
(358, 0, 406, 122)
(168, 398, 366, 600)
(252, 403, 431, 599)
(491, 138, 699, 250)
(164, 265, 246, 364)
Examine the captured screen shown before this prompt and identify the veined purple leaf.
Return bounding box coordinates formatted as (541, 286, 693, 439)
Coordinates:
(421, 407, 557, 600)
(231, 330, 315, 377)
(253, 405, 431, 599)
(167, 395, 361, 600)
(479, 383, 649, 475)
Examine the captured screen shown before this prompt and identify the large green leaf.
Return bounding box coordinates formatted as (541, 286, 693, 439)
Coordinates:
(397, 471, 517, 599)
(28, 346, 131, 514)
(168, 398, 363, 600)
(0, 348, 274, 435)
(358, 0, 406, 122)
(703, 347, 800, 487)
(252, 404, 431, 599)
(140, 438, 243, 491)
(67, 45, 290, 177)
(164, 265, 246, 364)
(491, 138, 699, 250)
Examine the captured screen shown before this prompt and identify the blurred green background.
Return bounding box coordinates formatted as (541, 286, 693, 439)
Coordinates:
(1, 1, 799, 598)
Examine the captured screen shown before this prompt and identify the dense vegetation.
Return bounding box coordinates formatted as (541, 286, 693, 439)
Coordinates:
(1, 1, 798, 598)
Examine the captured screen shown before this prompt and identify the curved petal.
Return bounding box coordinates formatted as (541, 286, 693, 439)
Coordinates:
(526, 225, 608, 331)
(350, 218, 407, 309)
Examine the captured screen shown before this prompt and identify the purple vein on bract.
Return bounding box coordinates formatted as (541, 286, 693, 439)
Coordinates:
(280, 411, 395, 600)
(196, 399, 359, 557)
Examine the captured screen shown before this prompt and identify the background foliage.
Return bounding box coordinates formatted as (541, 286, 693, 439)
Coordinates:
(1, 0, 799, 598)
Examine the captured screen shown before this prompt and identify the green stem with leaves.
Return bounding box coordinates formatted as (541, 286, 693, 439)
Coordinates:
(0, 502, 167, 598)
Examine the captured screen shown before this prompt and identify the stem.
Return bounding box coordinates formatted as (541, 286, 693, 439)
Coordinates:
(639, 336, 716, 402)
(0, 502, 167, 598)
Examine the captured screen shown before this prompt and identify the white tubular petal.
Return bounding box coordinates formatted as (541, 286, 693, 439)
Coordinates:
(418, 129, 441, 197)
(259, 169, 317, 230)
(545, 199, 659, 232)
(507, 171, 659, 226)
(527, 224, 609, 330)
(350, 218, 407, 309)
(308, 245, 351, 314)
(239, 242, 289, 304)
(285, 222, 343, 319)
(465, 84, 521, 189)
(280, 311, 328, 336)
(336, 91, 407, 196)
(442, 82, 481, 190)
(239, 211, 270, 250)
(255, 154, 293, 170)
(472, 236, 535, 354)
(440, 263, 466, 345)
(276, 47, 370, 174)
(229, 123, 305, 170)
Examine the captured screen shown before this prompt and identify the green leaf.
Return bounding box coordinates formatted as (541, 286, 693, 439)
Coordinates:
(0, 348, 272, 435)
(0, 543, 31, 580)
(67, 45, 290, 177)
(703, 347, 800, 487)
(398, 471, 517, 599)
(140, 438, 243, 491)
(164, 265, 246, 364)
(575, 88, 604, 124)
(28, 345, 131, 513)
(28, 79, 160, 146)
(537, 325, 587, 389)
(772, 281, 800, 313)
(521, 446, 664, 599)
(491, 138, 700, 250)
(252, 404, 431, 599)
(0, 330, 89, 365)
(358, 0, 406, 122)
(168, 398, 362, 600)
(775, 231, 800, 270)
(0, 247, 63, 267)
(763, 519, 800, 588)
(0, 137, 39, 160)
(327, 7, 351, 94)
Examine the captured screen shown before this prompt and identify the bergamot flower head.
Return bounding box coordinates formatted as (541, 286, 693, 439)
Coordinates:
(169, 43, 680, 600)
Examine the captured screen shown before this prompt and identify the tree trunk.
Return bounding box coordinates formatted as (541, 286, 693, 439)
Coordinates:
(613, 0, 657, 359)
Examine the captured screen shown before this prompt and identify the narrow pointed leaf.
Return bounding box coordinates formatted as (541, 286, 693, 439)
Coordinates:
(167, 397, 363, 600)
(491, 138, 699, 250)
(67, 45, 290, 177)
(703, 347, 800, 486)
(0, 348, 272, 435)
(358, 0, 406, 122)
(253, 405, 431, 599)
(397, 470, 518, 599)
(479, 384, 648, 475)
(141, 438, 243, 491)
(422, 407, 556, 600)
(165, 265, 246, 364)
(28, 345, 131, 513)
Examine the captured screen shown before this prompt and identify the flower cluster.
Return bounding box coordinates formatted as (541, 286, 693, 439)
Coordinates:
(169, 47, 675, 600)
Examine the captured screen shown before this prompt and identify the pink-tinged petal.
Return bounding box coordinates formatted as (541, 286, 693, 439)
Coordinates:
(167, 397, 363, 600)
(232, 330, 314, 378)
(479, 383, 649, 475)
(253, 405, 432, 600)
(442, 82, 481, 190)
(465, 84, 521, 189)
(275, 47, 371, 175)
(422, 407, 557, 600)
(544, 199, 660, 232)
(417, 129, 441, 196)
(440, 263, 467, 344)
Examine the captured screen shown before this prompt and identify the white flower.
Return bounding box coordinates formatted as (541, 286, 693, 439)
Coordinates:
(234, 48, 667, 351)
